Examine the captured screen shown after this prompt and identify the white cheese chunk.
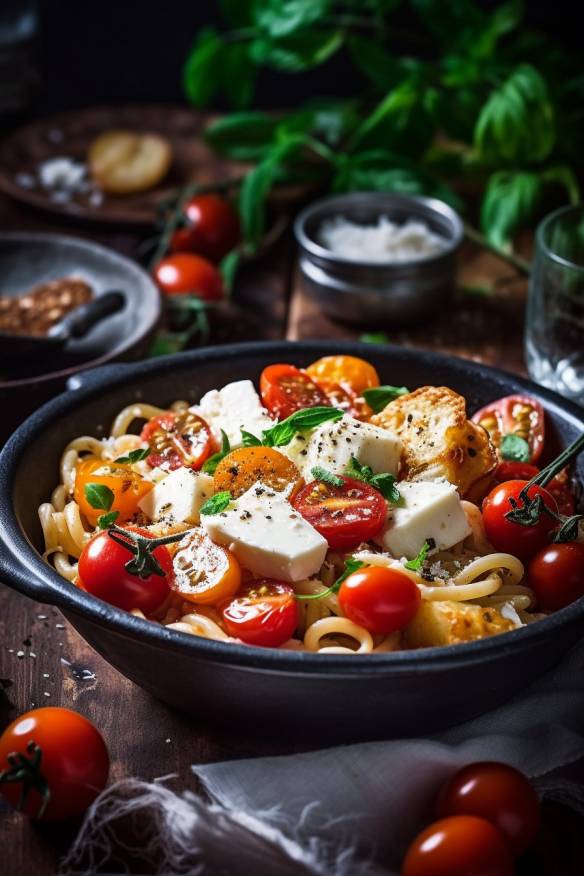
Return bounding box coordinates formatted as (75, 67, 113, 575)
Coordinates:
(190, 380, 274, 447)
(283, 414, 401, 480)
(202, 482, 328, 582)
(138, 468, 214, 525)
(379, 479, 471, 559)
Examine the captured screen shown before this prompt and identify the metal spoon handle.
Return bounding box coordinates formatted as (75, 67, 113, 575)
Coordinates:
(49, 291, 125, 341)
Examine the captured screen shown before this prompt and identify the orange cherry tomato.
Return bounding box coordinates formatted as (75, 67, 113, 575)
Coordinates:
(292, 476, 387, 550)
(339, 565, 421, 635)
(437, 762, 540, 856)
(141, 410, 214, 471)
(472, 394, 545, 464)
(153, 252, 224, 301)
(172, 529, 241, 605)
(220, 579, 299, 647)
(0, 707, 109, 821)
(74, 458, 153, 527)
(170, 194, 240, 262)
(260, 363, 330, 419)
(402, 815, 514, 876)
(306, 355, 380, 395)
(213, 446, 302, 498)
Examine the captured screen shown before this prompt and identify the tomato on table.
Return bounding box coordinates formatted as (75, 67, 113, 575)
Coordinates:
(260, 363, 329, 419)
(153, 252, 224, 301)
(472, 394, 545, 464)
(220, 580, 298, 647)
(292, 476, 387, 550)
(74, 458, 153, 527)
(492, 461, 575, 517)
(482, 479, 558, 561)
(141, 410, 214, 471)
(528, 542, 584, 612)
(306, 355, 380, 395)
(78, 526, 173, 613)
(170, 194, 240, 262)
(402, 815, 514, 876)
(213, 446, 302, 498)
(0, 707, 109, 821)
(338, 565, 420, 634)
(172, 529, 241, 605)
(437, 761, 540, 856)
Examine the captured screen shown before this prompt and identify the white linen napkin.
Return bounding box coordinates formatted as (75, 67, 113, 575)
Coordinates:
(61, 639, 584, 876)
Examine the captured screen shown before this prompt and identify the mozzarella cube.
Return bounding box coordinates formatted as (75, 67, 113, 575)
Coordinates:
(379, 479, 471, 559)
(202, 482, 328, 582)
(283, 415, 401, 480)
(191, 380, 274, 447)
(138, 468, 214, 525)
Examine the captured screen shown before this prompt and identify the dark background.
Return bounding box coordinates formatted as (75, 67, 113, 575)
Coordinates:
(33, 0, 581, 113)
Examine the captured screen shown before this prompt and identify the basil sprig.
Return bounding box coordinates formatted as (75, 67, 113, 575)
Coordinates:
(241, 430, 262, 447)
(311, 466, 344, 488)
(200, 491, 232, 516)
(345, 456, 402, 504)
(296, 558, 365, 601)
(500, 433, 530, 463)
(84, 483, 114, 511)
(263, 406, 344, 447)
(405, 541, 431, 572)
(363, 385, 409, 414)
(115, 447, 151, 464)
(202, 430, 231, 474)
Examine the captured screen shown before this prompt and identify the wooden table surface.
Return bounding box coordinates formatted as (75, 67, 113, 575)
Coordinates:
(0, 116, 582, 875)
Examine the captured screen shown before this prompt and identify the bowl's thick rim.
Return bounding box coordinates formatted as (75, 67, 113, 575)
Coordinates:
(1, 339, 583, 677)
(0, 231, 161, 388)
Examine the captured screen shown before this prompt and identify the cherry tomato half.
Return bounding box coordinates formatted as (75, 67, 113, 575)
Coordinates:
(74, 458, 153, 527)
(153, 252, 224, 301)
(437, 761, 540, 856)
(260, 363, 330, 419)
(78, 526, 173, 613)
(402, 815, 514, 876)
(472, 394, 545, 464)
(315, 378, 371, 420)
(0, 707, 109, 821)
(141, 410, 214, 471)
(170, 194, 240, 262)
(292, 476, 387, 551)
(172, 529, 241, 605)
(493, 462, 575, 517)
(339, 565, 420, 634)
(221, 580, 298, 647)
(482, 479, 558, 561)
(306, 355, 380, 396)
(528, 542, 584, 612)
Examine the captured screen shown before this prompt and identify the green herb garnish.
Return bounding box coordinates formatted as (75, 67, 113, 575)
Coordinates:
(311, 466, 344, 488)
(500, 434, 530, 463)
(405, 541, 431, 572)
(363, 386, 409, 414)
(200, 491, 233, 516)
(202, 430, 231, 474)
(107, 525, 187, 578)
(360, 332, 389, 344)
(84, 483, 114, 511)
(296, 558, 365, 601)
(262, 406, 343, 448)
(241, 430, 262, 447)
(115, 447, 152, 464)
(345, 456, 402, 504)
(97, 510, 120, 530)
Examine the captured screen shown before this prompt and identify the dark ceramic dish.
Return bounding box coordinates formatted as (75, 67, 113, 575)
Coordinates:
(0, 341, 583, 740)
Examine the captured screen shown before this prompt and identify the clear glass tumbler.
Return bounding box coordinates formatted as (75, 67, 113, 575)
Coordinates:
(525, 205, 584, 403)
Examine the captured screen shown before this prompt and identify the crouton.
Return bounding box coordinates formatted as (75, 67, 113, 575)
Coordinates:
(371, 386, 497, 500)
(404, 599, 516, 648)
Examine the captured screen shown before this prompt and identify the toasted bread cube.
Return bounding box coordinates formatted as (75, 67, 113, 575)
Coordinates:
(404, 599, 517, 648)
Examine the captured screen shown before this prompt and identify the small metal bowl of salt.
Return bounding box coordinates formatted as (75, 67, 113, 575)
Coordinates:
(294, 192, 464, 326)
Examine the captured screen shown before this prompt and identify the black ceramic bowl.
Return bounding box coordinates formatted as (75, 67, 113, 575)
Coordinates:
(0, 341, 583, 740)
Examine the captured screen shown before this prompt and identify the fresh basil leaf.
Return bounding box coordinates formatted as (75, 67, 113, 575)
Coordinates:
(241, 430, 262, 447)
(249, 29, 343, 73)
(360, 332, 389, 344)
(363, 385, 410, 414)
(200, 491, 232, 516)
(347, 34, 401, 92)
(262, 406, 343, 447)
(115, 447, 151, 464)
(219, 249, 241, 294)
(370, 473, 402, 505)
(221, 43, 257, 109)
(84, 483, 115, 512)
(480, 171, 541, 250)
(349, 79, 433, 159)
(405, 541, 431, 571)
(205, 112, 279, 161)
(97, 510, 120, 530)
(202, 430, 231, 474)
(500, 434, 531, 463)
(183, 28, 224, 107)
(345, 456, 373, 483)
(254, 0, 330, 39)
(311, 466, 344, 487)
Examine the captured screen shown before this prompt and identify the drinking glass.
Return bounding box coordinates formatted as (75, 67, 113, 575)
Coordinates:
(525, 205, 584, 403)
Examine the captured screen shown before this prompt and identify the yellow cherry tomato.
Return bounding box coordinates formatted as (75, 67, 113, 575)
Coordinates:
(306, 355, 380, 395)
(74, 458, 153, 526)
(172, 529, 241, 605)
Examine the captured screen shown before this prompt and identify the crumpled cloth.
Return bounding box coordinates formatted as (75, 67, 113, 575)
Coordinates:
(61, 640, 584, 876)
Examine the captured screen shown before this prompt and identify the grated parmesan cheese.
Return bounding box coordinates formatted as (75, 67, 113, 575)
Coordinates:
(319, 215, 446, 263)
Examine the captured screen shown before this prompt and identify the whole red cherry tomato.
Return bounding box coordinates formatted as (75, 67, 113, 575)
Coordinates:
(140, 410, 214, 471)
(482, 479, 558, 561)
(339, 565, 421, 634)
(78, 526, 173, 613)
(528, 542, 584, 612)
(473, 394, 544, 464)
(0, 707, 109, 821)
(153, 253, 223, 301)
(402, 815, 514, 876)
(492, 462, 575, 517)
(221, 580, 298, 647)
(437, 761, 540, 856)
(170, 194, 240, 262)
(260, 363, 330, 419)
